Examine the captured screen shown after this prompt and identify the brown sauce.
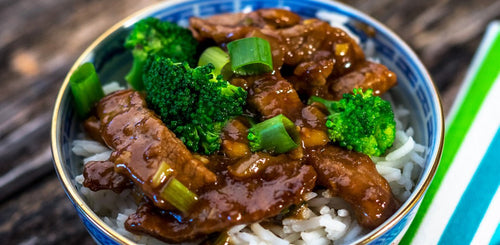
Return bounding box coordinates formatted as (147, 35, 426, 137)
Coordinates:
(126, 162, 317, 243)
(306, 145, 400, 229)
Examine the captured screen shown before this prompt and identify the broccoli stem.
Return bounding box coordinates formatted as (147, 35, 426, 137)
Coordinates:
(220, 83, 245, 97)
(125, 49, 148, 91)
(248, 114, 300, 154)
(69, 62, 104, 118)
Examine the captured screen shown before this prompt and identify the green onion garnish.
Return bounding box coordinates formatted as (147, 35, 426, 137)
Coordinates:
(152, 161, 175, 188)
(198, 46, 232, 80)
(157, 162, 198, 213)
(227, 37, 273, 75)
(160, 177, 199, 213)
(69, 62, 105, 118)
(247, 114, 300, 154)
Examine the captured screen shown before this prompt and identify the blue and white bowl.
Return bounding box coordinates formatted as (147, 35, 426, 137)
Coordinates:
(51, 0, 444, 244)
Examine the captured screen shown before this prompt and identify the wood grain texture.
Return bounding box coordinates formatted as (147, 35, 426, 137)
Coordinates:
(0, 0, 498, 244)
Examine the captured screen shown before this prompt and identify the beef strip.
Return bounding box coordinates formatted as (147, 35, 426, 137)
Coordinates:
(83, 116, 105, 144)
(125, 162, 317, 243)
(263, 18, 365, 72)
(292, 59, 335, 87)
(83, 160, 133, 193)
(95, 90, 216, 210)
(295, 61, 398, 100)
(306, 145, 400, 229)
(327, 61, 397, 99)
(189, 9, 300, 43)
(249, 8, 301, 28)
(247, 74, 304, 121)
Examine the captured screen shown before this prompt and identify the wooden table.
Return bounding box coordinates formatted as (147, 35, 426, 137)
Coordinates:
(0, 0, 498, 244)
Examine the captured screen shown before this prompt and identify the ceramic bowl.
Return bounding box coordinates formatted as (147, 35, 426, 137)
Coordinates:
(51, 0, 444, 244)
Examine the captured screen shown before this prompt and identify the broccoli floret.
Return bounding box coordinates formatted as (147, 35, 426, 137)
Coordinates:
(309, 88, 396, 156)
(143, 56, 247, 155)
(124, 17, 198, 90)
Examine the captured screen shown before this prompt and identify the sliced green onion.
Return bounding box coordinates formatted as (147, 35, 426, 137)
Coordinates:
(247, 114, 300, 154)
(69, 62, 105, 118)
(152, 161, 175, 188)
(198, 46, 232, 80)
(158, 162, 199, 213)
(227, 37, 273, 75)
(161, 178, 199, 213)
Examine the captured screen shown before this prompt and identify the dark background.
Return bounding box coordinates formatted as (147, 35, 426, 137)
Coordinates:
(0, 0, 499, 244)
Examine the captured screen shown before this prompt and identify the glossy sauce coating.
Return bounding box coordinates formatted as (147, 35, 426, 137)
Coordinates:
(307, 145, 400, 228)
(126, 161, 317, 243)
(83, 160, 132, 193)
(95, 90, 216, 210)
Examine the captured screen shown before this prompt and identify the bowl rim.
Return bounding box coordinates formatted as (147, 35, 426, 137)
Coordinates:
(51, 0, 444, 244)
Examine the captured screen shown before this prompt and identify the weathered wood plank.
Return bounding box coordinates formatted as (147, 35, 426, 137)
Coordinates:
(0, 174, 96, 245)
(0, 0, 157, 243)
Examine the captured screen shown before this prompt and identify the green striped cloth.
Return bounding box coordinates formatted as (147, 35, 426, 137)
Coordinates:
(401, 21, 500, 245)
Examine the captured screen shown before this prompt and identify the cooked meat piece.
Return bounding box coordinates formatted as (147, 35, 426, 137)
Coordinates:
(306, 145, 399, 229)
(190, 9, 300, 42)
(125, 163, 317, 243)
(295, 102, 328, 130)
(248, 74, 304, 121)
(220, 118, 251, 159)
(264, 18, 364, 73)
(249, 8, 301, 28)
(292, 61, 397, 100)
(328, 61, 397, 100)
(190, 17, 252, 44)
(95, 90, 216, 210)
(83, 116, 104, 144)
(292, 59, 335, 87)
(296, 104, 330, 148)
(83, 160, 133, 193)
